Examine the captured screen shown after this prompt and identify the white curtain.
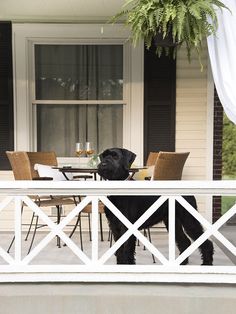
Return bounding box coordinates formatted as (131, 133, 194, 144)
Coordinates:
(207, 0, 236, 124)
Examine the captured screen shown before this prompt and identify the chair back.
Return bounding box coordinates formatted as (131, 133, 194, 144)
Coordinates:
(6, 151, 33, 180)
(27, 151, 58, 179)
(146, 152, 159, 166)
(152, 151, 189, 180)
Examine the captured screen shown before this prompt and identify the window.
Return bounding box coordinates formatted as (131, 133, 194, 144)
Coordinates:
(13, 24, 144, 164)
(34, 44, 123, 156)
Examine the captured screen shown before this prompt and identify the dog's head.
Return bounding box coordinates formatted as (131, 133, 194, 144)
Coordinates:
(97, 148, 136, 180)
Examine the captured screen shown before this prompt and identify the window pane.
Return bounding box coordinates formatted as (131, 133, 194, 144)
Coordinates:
(35, 45, 123, 100)
(36, 104, 123, 156)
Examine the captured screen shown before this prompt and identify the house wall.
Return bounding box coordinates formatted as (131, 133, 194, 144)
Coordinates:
(176, 43, 213, 218)
(0, 1, 214, 181)
(176, 43, 212, 181)
(0, 1, 214, 226)
(0, 46, 213, 228)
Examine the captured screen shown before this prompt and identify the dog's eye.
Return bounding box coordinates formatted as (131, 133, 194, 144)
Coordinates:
(111, 152, 119, 160)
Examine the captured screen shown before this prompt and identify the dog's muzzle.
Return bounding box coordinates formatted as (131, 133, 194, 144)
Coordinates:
(97, 159, 120, 180)
(97, 161, 109, 178)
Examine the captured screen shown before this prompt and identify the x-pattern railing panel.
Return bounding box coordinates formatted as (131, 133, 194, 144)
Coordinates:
(98, 195, 169, 265)
(21, 195, 93, 265)
(0, 180, 235, 283)
(0, 194, 236, 266)
(175, 196, 236, 265)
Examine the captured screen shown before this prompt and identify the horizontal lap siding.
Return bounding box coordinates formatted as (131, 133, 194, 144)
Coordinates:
(176, 45, 208, 181)
(176, 46, 209, 216)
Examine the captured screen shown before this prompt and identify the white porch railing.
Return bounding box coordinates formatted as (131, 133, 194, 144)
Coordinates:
(0, 180, 235, 283)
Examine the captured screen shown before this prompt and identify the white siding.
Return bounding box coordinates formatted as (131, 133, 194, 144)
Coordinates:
(176, 44, 213, 218)
(176, 44, 212, 181)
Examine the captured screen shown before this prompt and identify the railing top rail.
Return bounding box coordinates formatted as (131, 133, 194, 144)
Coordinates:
(0, 180, 236, 196)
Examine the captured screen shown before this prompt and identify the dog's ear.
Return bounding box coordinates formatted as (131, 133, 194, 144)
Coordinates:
(121, 148, 136, 169)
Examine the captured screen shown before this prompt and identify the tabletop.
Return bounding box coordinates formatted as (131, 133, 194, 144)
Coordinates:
(54, 165, 147, 180)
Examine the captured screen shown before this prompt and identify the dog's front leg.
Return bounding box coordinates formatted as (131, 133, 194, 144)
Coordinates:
(115, 234, 136, 264)
(109, 224, 125, 263)
(121, 234, 136, 264)
(111, 224, 136, 264)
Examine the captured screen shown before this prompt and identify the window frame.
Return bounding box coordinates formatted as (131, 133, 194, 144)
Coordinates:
(31, 40, 126, 155)
(13, 23, 144, 164)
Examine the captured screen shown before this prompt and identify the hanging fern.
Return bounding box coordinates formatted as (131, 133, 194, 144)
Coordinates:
(110, 0, 229, 68)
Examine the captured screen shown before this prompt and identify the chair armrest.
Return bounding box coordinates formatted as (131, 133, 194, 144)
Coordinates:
(32, 177, 53, 181)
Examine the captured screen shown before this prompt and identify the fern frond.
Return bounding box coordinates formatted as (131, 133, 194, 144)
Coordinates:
(154, 8, 164, 27)
(109, 0, 229, 68)
(175, 1, 187, 41)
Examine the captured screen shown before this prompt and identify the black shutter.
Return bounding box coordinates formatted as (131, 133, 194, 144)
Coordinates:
(0, 22, 14, 170)
(144, 45, 176, 162)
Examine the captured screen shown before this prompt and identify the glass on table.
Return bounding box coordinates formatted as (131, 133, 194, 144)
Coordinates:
(75, 142, 84, 157)
(85, 142, 95, 157)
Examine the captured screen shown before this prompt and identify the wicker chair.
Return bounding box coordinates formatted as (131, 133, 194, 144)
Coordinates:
(6, 151, 79, 253)
(146, 152, 159, 167)
(152, 151, 190, 180)
(27, 151, 59, 179)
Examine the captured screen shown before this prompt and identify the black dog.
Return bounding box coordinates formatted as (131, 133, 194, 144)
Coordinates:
(97, 147, 214, 265)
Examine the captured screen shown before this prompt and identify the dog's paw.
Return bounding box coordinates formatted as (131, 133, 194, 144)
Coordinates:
(201, 261, 213, 266)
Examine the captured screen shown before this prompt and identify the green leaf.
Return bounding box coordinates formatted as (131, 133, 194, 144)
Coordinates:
(108, 0, 229, 69)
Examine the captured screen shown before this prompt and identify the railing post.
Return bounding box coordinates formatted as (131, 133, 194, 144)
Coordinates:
(14, 196, 22, 263)
(168, 197, 176, 264)
(91, 196, 99, 263)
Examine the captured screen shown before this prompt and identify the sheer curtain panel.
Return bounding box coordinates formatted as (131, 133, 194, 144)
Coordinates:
(35, 44, 123, 156)
(207, 0, 236, 124)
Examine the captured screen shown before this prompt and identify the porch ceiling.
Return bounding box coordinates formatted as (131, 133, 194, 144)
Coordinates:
(0, 0, 125, 22)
